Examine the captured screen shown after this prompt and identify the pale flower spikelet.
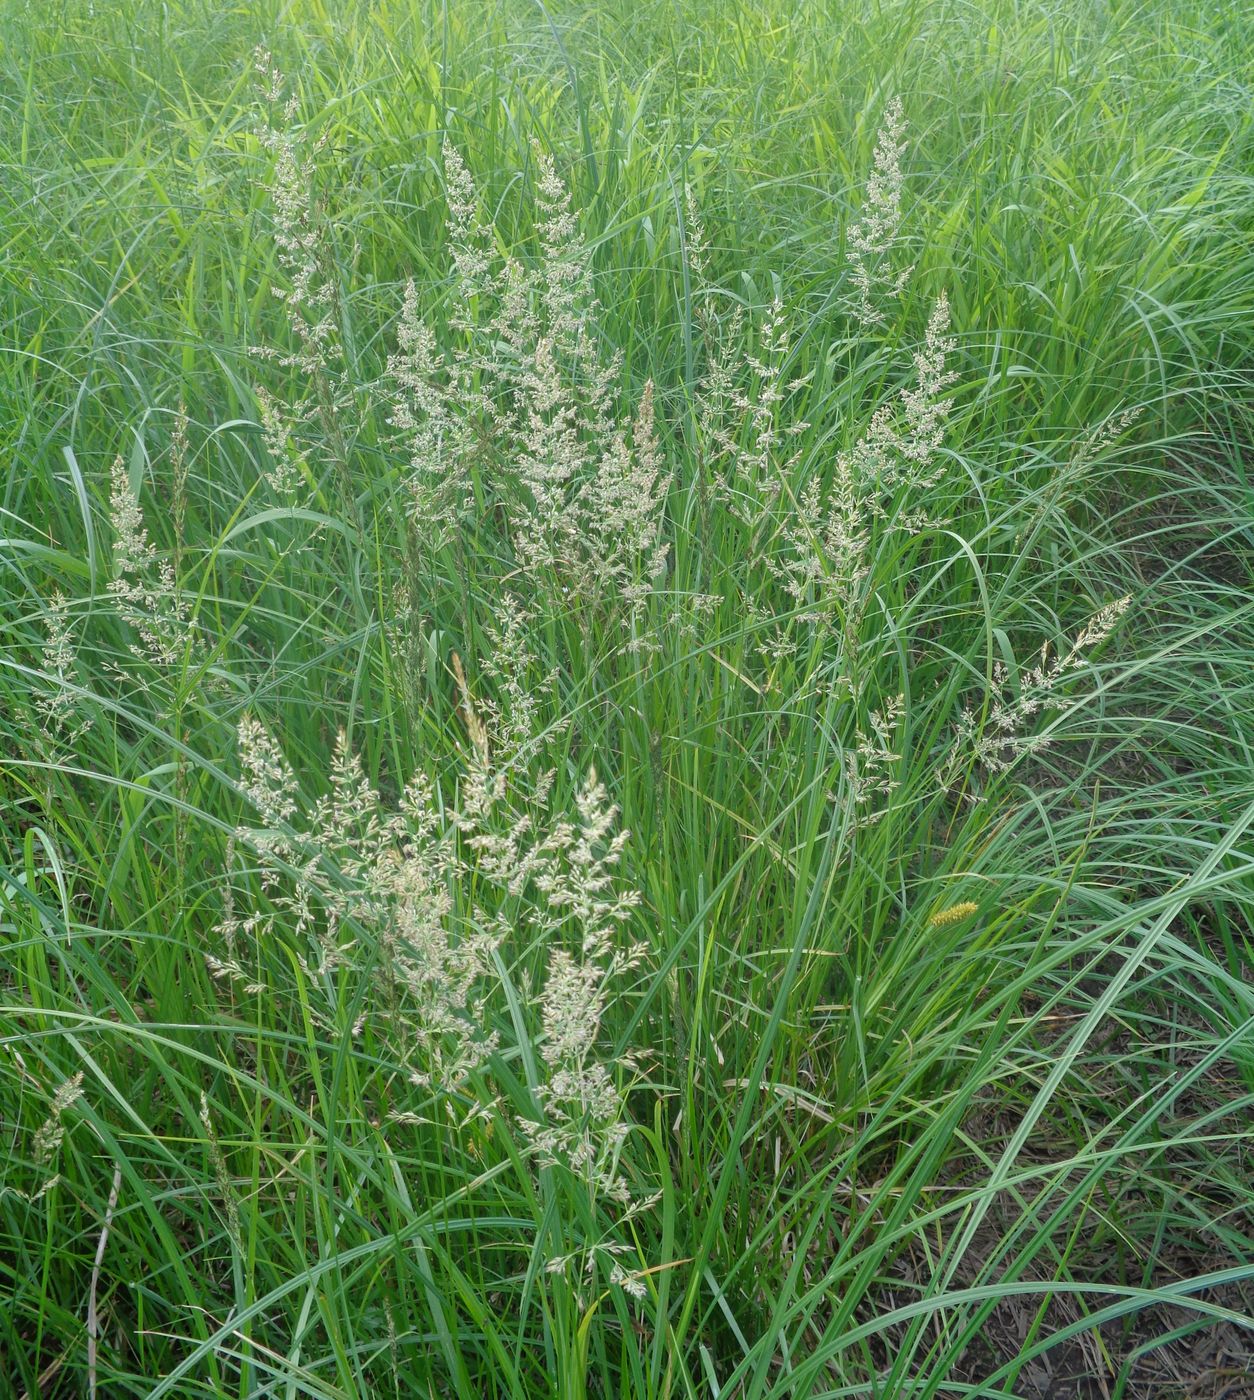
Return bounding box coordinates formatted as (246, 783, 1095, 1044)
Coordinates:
(846, 96, 913, 328)
(12, 1072, 87, 1203)
(386, 275, 480, 546)
(108, 455, 193, 671)
(381, 142, 671, 629)
(521, 771, 645, 1205)
(954, 596, 1133, 774)
(249, 48, 353, 488)
(843, 694, 905, 824)
(35, 591, 92, 744)
(230, 718, 501, 1093)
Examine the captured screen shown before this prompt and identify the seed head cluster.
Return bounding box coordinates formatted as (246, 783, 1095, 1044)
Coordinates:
(955, 595, 1133, 773)
(846, 96, 913, 328)
(108, 455, 193, 672)
(227, 702, 646, 1210)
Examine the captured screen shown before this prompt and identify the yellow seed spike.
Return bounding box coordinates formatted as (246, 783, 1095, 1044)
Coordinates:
(927, 901, 979, 928)
(450, 651, 490, 763)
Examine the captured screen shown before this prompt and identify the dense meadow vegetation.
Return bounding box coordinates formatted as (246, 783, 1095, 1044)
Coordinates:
(2, 0, 1253, 1395)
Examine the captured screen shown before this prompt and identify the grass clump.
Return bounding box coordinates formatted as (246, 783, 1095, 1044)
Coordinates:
(1, 1, 1253, 1396)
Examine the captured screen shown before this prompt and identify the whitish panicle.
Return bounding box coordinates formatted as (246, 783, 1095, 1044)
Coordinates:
(684, 185, 709, 285)
(254, 385, 305, 498)
(1070, 595, 1133, 653)
(385, 143, 671, 625)
(32, 1072, 85, 1167)
(520, 771, 645, 1204)
(724, 298, 804, 519)
(108, 456, 192, 670)
(771, 444, 870, 633)
(1020, 406, 1146, 544)
(610, 1259, 647, 1301)
(886, 292, 958, 476)
(451, 750, 647, 1204)
(249, 49, 351, 480)
(479, 594, 566, 762)
(540, 770, 641, 959)
(842, 694, 904, 823)
(442, 138, 494, 308)
(580, 378, 672, 617)
(506, 148, 668, 618)
(818, 290, 958, 540)
(35, 591, 92, 744)
(954, 596, 1132, 774)
(18, 1072, 86, 1202)
(628, 379, 671, 586)
(380, 766, 501, 1093)
(846, 96, 913, 328)
(252, 46, 286, 105)
(251, 50, 338, 381)
(230, 720, 501, 1093)
(387, 277, 475, 543)
(226, 705, 655, 1252)
(513, 332, 592, 576)
(856, 291, 958, 512)
(689, 280, 818, 587)
(534, 143, 596, 353)
(237, 713, 299, 832)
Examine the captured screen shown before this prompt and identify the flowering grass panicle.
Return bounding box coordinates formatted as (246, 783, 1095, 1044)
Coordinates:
(387, 278, 475, 543)
(442, 138, 495, 311)
(876, 291, 959, 496)
(690, 97, 951, 658)
(693, 301, 745, 480)
(249, 49, 354, 490)
(367, 763, 503, 1094)
(35, 591, 91, 744)
(518, 772, 646, 1204)
(494, 148, 670, 617)
(230, 678, 651, 1131)
(442, 662, 648, 1205)
(32, 1072, 85, 1170)
(500, 149, 619, 560)
(716, 297, 810, 526)
(8, 1073, 88, 1204)
(384, 143, 671, 627)
(753, 289, 960, 636)
(533, 145, 603, 366)
(927, 901, 979, 928)
(197, 1091, 242, 1252)
(231, 717, 502, 1092)
(108, 455, 192, 671)
(846, 96, 913, 328)
(844, 291, 959, 528)
(511, 332, 596, 581)
(251, 49, 339, 386)
(236, 713, 299, 853)
(843, 693, 905, 822)
(253, 384, 306, 498)
(955, 596, 1133, 773)
(479, 594, 561, 762)
(579, 377, 672, 619)
(1018, 405, 1147, 546)
(770, 444, 870, 636)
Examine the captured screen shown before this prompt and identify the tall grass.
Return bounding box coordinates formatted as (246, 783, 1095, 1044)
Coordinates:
(2, 1, 1252, 1396)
